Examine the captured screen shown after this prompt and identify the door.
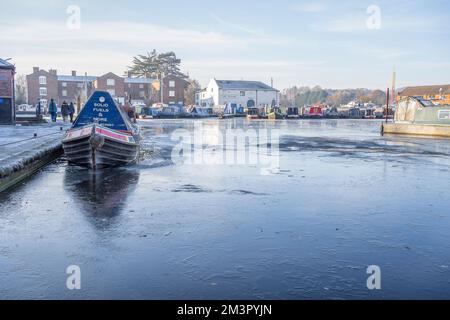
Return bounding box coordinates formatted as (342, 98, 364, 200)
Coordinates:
(0, 98, 13, 125)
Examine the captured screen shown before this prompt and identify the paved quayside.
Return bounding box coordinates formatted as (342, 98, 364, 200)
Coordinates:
(0, 123, 70, 192)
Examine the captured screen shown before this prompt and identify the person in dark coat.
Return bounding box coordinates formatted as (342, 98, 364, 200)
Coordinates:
(49, 99, 57, 122)
(68, 102, 75, 123)
(35, 100, 42, 118)
(61, 101, 69, 122)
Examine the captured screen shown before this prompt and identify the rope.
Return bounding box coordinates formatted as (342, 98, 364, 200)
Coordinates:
(0, 130, 65, 147)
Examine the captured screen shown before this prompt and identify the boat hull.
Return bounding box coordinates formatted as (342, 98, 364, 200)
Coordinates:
(382, 122, 450, 138)
(63, 125, 139, 169)
(268, 112, 285, 120)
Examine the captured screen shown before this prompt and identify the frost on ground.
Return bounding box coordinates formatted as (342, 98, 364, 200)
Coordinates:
(0, 123, 70, 178)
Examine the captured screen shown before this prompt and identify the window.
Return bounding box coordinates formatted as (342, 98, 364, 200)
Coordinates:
(40, 99, 47, 106)
(77, 83, 84, 88)
(39, 87, 47, 96)
(107, 79, 115, 86)
(139, 84, 144, 89)
(62, 90, 67, 97)
(39, 76, 47, 85)
(139, 91, 145, 98)
(169, 90, 175, 97)
(107, 89, 116, 96)
(62, 82, 67, 87)
(169, 81, 175, 88)
(240, 91, 245, 96)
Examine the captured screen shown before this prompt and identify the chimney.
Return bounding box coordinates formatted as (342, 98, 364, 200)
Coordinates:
(49, 69, 57, 76)
(33, 67, 39, 73)
(71, 70, 76, 76)
(127, 71, 132, 78)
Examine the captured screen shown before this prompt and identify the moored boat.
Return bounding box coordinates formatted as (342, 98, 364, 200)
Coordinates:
(382, 97, 450, 137)
(62, 91, 140, 169)
(286, 106, 300, 119)
(246, 107, 260, 120)
(267, 107, 285, 120)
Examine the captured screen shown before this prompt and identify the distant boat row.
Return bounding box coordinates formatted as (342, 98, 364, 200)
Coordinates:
(134, 103, 394, 120)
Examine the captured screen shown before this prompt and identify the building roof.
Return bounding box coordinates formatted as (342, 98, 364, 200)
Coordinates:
(58, 75, 97, 82)
(399, 84, 450, 96)
(215, 79, 277, 91)
(0, 58, 15, 70)
(124, 77, 155, 84)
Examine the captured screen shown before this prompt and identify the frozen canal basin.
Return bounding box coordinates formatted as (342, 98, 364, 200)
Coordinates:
(1, 119, 450, 299)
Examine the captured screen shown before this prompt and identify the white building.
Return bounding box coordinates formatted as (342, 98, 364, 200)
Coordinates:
(197, 79, 279, 109)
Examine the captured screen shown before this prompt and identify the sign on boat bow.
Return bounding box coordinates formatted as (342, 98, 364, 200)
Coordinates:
(62, 91, 140, 169)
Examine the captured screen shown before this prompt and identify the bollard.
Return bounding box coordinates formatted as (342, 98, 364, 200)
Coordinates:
(60, 126, 63, 131)
(34, 133, 37, 138)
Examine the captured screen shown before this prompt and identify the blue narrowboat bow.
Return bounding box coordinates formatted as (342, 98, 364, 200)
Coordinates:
(62, 91, 140, 169)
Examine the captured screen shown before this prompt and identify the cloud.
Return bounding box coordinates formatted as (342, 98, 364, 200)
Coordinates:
(209, 13, 262, 35)
(0, 20, 245, 49)
(309, 10, 445, 34)
(292, 2, 328, 13)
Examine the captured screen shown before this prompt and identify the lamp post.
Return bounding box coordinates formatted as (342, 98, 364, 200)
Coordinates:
(160, 72, 165, 105)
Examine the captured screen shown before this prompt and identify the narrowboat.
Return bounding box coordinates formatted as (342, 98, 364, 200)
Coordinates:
(286, 106, 300, 119)
(187, 105, 214, 118)
(62, 91, 140, 169)
(302, 105, 324, 118)
(382, 97, 450, 137)
(267, 107, 285, 120)
(246, 107, 260, 120)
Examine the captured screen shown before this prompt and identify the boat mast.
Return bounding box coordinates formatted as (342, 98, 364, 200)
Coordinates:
(391, 66, 396, 106)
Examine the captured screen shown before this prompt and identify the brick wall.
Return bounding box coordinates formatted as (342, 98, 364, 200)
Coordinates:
(26, 68, 58, 107)
(0, 69, 14, 98)
(154, 75, 188, 105)
(94, 72, 125, 98)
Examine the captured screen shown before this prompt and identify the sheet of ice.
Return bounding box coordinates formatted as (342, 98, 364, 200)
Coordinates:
(0, 119, 450, 299)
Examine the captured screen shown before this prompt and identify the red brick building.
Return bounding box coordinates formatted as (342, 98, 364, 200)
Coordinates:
(58, 71, 96, 105)
(153, 74, 189, 105)
(26, 67, 189, 110)
(124, 76, 155, 104)
(93, 72, 125, 104)
(26, 67, 58, 109)
(0, 58, 16, 124)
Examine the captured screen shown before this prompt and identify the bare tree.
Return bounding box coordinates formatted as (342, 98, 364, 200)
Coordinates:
(15, 74, 27, 105)
(184, 79, 201, 106)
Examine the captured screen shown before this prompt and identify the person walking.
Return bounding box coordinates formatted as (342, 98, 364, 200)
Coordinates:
(68, 102, 75, 123)
(61, 101, 69, 123)
(49, 99, 57, 122)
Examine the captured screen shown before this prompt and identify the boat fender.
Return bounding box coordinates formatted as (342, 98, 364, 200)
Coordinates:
(90, 134, 105, 150)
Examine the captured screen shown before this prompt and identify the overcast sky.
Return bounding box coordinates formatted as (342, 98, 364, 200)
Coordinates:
(1, 0, 449, 90)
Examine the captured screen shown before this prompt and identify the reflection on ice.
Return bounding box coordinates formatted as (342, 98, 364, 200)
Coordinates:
(63, 167, 140, 230)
